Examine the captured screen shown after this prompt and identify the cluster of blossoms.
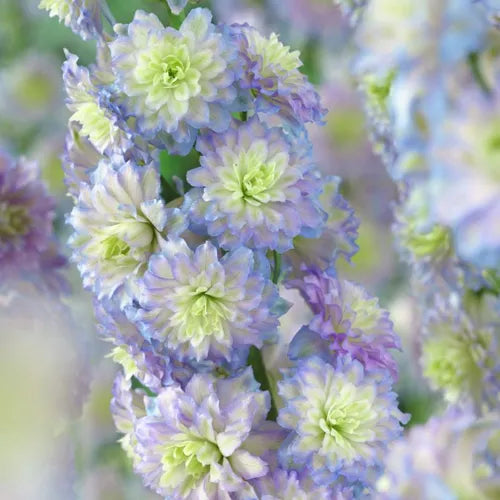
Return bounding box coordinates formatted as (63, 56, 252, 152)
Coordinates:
(46, 1, 409, 497)
(333, 0, 500, 494)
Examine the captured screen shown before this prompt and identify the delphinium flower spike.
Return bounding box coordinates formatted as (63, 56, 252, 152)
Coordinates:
(46, 1, 410, 497)
(335, 0, 500, 422)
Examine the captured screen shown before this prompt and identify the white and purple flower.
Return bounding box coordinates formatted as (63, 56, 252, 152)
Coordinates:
(69, 160, 186, 304)
(278, 356, 409, 485)
(286, 176, 359, 276)
(110, 8, 239, 154)
(137, 239, 283, 363)
(287, 268, 400, 379)
(96, 298, 169, 392)
(133, 369, 285, 498)
(187, 116, 325, 252)
(377, 408, 500, 499)
(231, 24, 326, 124)
(63, 50, 132, 155)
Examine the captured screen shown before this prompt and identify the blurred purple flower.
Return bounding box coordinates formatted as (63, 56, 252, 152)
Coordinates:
(0, 151, 55, 276)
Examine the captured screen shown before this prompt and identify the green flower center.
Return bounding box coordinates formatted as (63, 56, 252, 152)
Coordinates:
(160, 439, 221, 493)
(422, 327, 491, 402)
(191, 292, 215, 317)
(319, 383, 377, 458)
(466, 117, 500, 182)
(423, 337, 471, 396)
(181, 286, 230, 342)
(364, 70, 396, 114)
(228, 152, 281, 206)
(102, 235, 130, 260)
(407, 224, 451, 259)
(241, 162, 277, 200)
(137, 45, 191, 91)
(482, 127, 500, 181)
(154, 55, 187, 88)
(0, 203, 30, 238)
(320, 397, 375, 442)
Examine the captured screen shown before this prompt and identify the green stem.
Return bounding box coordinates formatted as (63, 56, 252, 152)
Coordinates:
(131, 376, 157, 398)
(164, 4, 187, 29)
(272, 251, 282, 284)
(247, 346, 278, 421)
(482, 269, 500, 296)
(240, 111, 248, 122)
(467, 52, 491, 96)
(176, 10, 187, 24)
(101, 0, 116, 27)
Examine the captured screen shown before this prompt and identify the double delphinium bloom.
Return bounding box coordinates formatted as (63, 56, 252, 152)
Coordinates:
(45, 1, 409, 498)
(334, 1, 500, 497)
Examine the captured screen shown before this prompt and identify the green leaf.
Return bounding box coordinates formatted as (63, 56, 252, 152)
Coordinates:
(271, 251, 282, 284)
(247, 346, 278, 421)
(467, 52, 492, 96)
(159, 148, 199, 203)
(482, 269, 500, 296)
(299, 38, 322, 85)
(131, 375, 157, 398)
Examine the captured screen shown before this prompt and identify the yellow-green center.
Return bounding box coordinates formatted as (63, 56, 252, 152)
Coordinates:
(407, 224, 451, 259)
(153, 55, 187, 88)
(160, 439, 221, 493)
(482, 127, 500, 181)
(136, 45, 191, 92)
(320, 398, 375, 441)
(422, 329, 489, 401)
(0, 203, 30, 238)
(241, 162, 277, 200)
(364, 70, 396, 113)
(181, 286, 230, 341)
(229, 153, 280, 206)
(102, 235, 130, 260)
